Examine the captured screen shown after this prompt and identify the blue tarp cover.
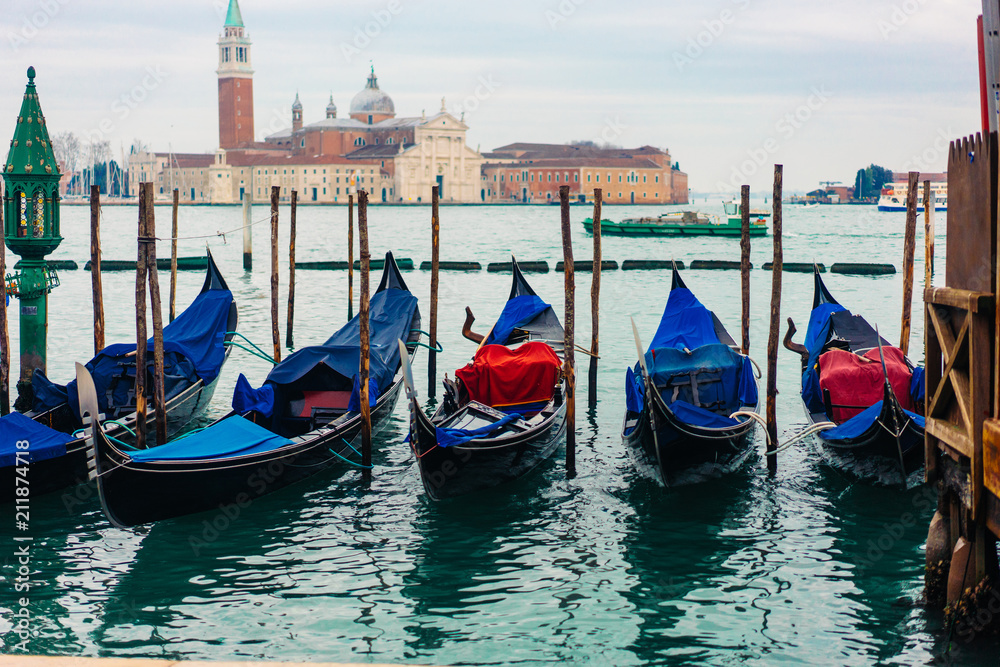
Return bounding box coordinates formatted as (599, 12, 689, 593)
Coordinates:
(648, 288, 720, 351)
(232, 373, 275, 417)
(910, 366, 925, 404)
(129, 416, 292, 462)
(34, 288, 234, 420)
(668, 400, 740, 429)
(625, 366, 644, 414)
(436, 413, 520, 448)
(0, 412, 73, 466)
(262, 287, 417, 397)
(820, 400, 926, 442)
(801, 302, 848, 411)
(486, 294, 553, 346)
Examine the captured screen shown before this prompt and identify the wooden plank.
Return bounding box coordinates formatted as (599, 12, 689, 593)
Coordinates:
(899, 171, 919, 356)
(971, 309, 992, 518)
(90, 185, 104, 355)
(983, 419, 1000, 497)
(560, 186, 576, 476)
(928, 417, 975, 459)
(946, 133, 997, 293)
(925, 286, 993, 312)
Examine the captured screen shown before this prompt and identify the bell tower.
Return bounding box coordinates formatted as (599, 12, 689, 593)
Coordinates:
(217, 0, 254, 149)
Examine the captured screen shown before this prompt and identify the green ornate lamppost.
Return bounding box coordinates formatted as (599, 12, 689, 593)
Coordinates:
(3, 66, 62, 410)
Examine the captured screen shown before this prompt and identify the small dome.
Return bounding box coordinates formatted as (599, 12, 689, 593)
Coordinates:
(350, 68, 394, 117)
(326, 95, 337, 118)
(291, 92, 302, 112)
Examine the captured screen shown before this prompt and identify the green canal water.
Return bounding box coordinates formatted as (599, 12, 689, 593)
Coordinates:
(0, 201, 993, 665)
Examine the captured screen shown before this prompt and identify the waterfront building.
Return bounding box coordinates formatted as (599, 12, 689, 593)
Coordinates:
(480, 144, 688, 204)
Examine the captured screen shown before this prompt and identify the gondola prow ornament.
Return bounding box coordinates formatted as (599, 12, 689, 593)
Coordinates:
(3, 67, 63, 411)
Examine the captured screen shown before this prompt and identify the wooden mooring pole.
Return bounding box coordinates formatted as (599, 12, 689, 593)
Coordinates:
(358, 190, 372, 480)
(287, 190, 297, 349)
(766, 165, 783, 473)
(135, 186, 149, 449)
(559, 185, 576, 476)
(740, 185, 751, 355)
(270, 186, 281, 363)
(924, 180, 935, 289)
(90, 185, 104, 355)
(428, 185, 440, 399)
(348, 193, 355, 322)
(900, 171, 919, 356)
(0, 187, 7, 415)
(242, 191, 252, 271)
(169, 188, 178, 322)
(589, 188, 603, 409)
(143, 184, 167, 445)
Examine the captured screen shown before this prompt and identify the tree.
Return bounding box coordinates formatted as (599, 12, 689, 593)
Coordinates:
(51, 131, 81, 194)
(853, 164, 894, 201)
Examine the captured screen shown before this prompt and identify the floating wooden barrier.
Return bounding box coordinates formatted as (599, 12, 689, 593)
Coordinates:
(762, 262, 824, 273)
(295, 258, 415, 270)
(25, 259, 78, 270)
(691, 260, 744, 270)
(84, 257, 206, 272)
(487, 261, 549, 273)
(555, 260, 618, 272)
(621, 260, 686, 271)
(830, 263, 896, 275)
(419, 260, 482, 271)
(358, 258, 413, 270)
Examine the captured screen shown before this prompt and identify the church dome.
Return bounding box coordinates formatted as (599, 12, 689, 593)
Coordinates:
(350, 68, 394, 117)
(326, 95, 337, 118)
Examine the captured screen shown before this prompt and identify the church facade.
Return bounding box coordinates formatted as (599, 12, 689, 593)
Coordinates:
(132, 0, 483, 205)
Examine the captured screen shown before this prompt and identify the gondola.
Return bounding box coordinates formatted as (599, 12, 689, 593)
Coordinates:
(403, 258, 567, 500)
(79, 253, 421, 527)
(784, 267, 925, 478)
(622, 266, 760, 485)
(0, 250, 237, 501)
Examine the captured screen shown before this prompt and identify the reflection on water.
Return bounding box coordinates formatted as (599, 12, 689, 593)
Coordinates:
(0, 202, 992, 663)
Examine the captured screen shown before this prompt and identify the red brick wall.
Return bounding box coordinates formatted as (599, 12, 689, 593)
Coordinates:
(219, 77, 254, 149)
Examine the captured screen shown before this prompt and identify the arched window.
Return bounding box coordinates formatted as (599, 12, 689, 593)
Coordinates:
(15, 189, 27, 237)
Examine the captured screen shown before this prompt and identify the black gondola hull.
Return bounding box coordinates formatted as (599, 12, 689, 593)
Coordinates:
(89, 376, 404, 528)
(623, 387, 757, 485)
(411, 400, 567, 501)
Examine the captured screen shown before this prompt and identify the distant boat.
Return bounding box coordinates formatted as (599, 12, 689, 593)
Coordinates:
(877, 181, 947, 212)
(583, 201, 769, 237)
(802, 203, 821, 209)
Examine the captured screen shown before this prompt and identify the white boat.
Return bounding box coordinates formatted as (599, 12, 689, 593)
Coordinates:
(877, 181, 947, 212)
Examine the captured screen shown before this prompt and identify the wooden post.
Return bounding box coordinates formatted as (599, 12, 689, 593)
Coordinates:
(0, 187, 7, 415)
(589, 188, 603, 409)
(358, 190, 372, 479)
(143, 184, 167, 445)
(924, 180, 935, 288)
(270, 186, 281, 363)
(90, 185, 105, 355)
(900, 171, 919, 356)
(135, 185, 149, 449)
(169, 189, 179, 322)
(560, 185, 576, 476)
(242, 191, 252, 271)
(348, 194, 355, 321)
(287, 190, 297, 349)
(428, 185, 440, 398)
(766, 165, 783, 473)
(740, 185, 751, 355)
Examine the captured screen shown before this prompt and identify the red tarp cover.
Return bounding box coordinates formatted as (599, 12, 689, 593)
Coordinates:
(456, 341, 561, 408)
(818, 346, 913, 422)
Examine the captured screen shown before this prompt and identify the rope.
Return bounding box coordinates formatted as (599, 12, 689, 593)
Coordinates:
(327, 447, 372, 469)
(150, 212, 275, 243)
(224, 332, 279, 364)
(730, 410, 836, 455)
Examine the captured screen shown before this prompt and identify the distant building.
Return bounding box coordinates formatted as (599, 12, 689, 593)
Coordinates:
(480, 143, 687, 204)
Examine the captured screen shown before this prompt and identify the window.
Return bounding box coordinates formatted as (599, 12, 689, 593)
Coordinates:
(587, 174, 591, 183)
(387, 137, 394, 144)
(619, 175, 622, 183)
(655, 175, 659, 183)
(643, 175, 647, 183)
(548, 174, 552, 182)
(556, 174, 560, 182)
(575, 174, 579, 182)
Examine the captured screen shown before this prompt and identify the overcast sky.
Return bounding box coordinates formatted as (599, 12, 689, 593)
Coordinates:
(0, 0, 983, 193)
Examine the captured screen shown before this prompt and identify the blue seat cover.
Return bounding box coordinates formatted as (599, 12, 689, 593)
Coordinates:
(0, 413, 73, 466)
(820, 400, 926, 442)
(128, 416, 293, 462)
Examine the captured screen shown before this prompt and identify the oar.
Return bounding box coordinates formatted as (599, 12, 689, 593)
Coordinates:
(631, 317, 666, 484)
(874, 326, 908, 483)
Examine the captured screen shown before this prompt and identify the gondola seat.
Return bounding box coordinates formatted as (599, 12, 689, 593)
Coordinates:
(294, 390, 353, 417)
(456, 341, 561, 412)
(818, 346, 913, 422)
